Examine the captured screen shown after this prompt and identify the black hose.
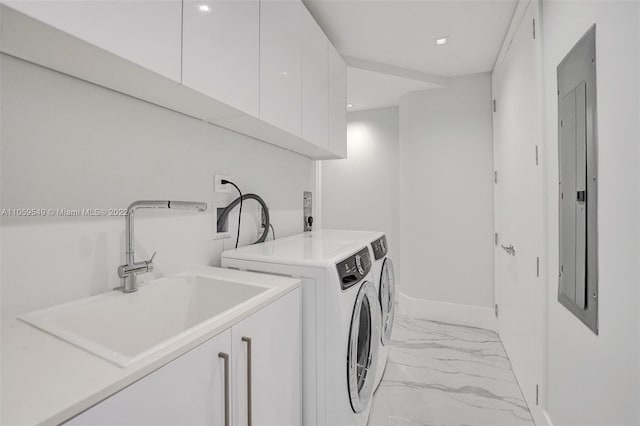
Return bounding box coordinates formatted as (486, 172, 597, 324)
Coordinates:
(223, 181, 243, 249)
(217, 193, 270, 245)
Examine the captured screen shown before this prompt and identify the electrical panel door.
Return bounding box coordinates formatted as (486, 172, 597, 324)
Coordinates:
(557, 25, 598, 333)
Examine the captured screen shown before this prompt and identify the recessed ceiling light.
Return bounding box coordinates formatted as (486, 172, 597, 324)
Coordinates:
(435, 37, 448, 46)
(198, 4, 210, 12)
(347, 103, 353, 108)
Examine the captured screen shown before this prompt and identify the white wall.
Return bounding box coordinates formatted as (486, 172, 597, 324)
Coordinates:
(541, 1, 640, 424)
(320, 107, 400, 263)
(0, 55, 311, 319)
(398, 73, 494, 309)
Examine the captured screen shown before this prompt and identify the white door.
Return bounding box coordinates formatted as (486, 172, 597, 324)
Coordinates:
(231, 288, 301, 426)
(66, 329, 232, 425)
(182, 0, 260, 117)
(492, 1, 545, 417)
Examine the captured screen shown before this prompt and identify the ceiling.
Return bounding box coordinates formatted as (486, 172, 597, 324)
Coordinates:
(347, 67, 439, 112)
(305, 0, 518, 110)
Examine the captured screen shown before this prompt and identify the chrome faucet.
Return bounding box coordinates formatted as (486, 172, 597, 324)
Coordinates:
(118, 200, 207, 293)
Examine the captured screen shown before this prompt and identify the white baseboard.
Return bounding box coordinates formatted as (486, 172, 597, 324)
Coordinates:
(526, 405, 551, 426)
(398, 293, 498, 331)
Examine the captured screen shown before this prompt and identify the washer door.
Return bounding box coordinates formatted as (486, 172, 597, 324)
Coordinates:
(379, 258, 396, 345)
(347, 281, 381, 413)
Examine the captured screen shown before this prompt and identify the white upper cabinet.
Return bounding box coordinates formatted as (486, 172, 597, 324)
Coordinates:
(1, 0, 346, 159)
(1, 0, 182, 82)
(328, 43, 347, 158)
(259, 0, 303, 137)
(182, 0, 260, 117)
(301, 7, 329, 150)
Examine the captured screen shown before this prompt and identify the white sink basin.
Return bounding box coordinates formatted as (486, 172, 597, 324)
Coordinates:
(19, 274, 272, 367)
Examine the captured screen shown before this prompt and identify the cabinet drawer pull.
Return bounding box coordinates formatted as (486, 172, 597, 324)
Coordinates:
(218, 352, 230, 426)
(242, 336, 253, 426)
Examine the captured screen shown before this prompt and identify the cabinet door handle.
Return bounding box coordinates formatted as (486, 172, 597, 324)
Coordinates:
(218, 352, 230, 426)
(242, 336, 253, 426)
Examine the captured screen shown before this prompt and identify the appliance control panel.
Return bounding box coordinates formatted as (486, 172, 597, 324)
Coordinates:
(371, 235, 388, 260)
(336, 247, 371, 290)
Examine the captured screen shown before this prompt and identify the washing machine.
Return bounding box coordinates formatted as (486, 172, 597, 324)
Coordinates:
(221, 235, 382, 426)
(296, 230, 396, 389)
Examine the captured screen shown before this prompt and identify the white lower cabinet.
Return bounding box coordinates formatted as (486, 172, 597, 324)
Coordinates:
(66, 329, 231, 426)
(232, 287, 301, 426)
(66, 289, 301, 425)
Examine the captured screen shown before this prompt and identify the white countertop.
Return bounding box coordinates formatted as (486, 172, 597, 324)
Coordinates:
(222, 233, 369, 267)
(303, 229, 383, 243)
(1, 266, 300, 426)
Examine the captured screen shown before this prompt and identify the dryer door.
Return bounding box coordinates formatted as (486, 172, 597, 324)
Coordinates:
(379, 258, 396, 345)
(347, 281, 381, 413)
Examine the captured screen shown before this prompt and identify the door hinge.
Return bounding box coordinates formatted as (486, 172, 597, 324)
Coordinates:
(495, 233, 499, 246)
(536, 256, 540, 277)
(536, 384, 539, 405)
(494, 170, 498, 183)
(533, 19, 536, 39)
(494, 304, 499, 317)
(535, 145, 539, 165)
(493, 99, 497, 112)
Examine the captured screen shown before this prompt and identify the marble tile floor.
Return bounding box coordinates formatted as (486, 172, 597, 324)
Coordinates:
(368, 316, 534, 426)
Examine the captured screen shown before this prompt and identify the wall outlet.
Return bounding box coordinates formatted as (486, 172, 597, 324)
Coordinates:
(303, 191, 313, 232)
(214, 174, 234, 193)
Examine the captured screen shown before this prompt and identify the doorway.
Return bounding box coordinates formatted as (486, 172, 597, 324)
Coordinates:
(492, 0, 546, 420)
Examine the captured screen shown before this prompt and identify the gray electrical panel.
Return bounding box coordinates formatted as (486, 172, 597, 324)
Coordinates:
(557, 25, 598, 334)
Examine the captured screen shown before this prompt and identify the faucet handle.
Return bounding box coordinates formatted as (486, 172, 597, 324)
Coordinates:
(144, 251, 157, 273)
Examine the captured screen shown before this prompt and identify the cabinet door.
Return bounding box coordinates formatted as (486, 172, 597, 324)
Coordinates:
(66, 330, 232, 426)
(328, 43, 347, 158)
(302, 7, 329, 149)
(232, 289, 301, 426)
(2, 0, 182, 82)
(182, 0, 260, 117)
(259, 0, 302, 137)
